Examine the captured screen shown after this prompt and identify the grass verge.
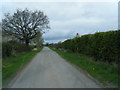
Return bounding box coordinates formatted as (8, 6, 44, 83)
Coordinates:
(50, 47, 118, 88)
(2, 47, 43, 86)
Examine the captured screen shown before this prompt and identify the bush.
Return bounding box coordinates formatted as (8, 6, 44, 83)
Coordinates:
(2, 42, 13, 57)
(2, 41, 32, 58)
(52, 30, 120, 63)
(8, 41, 31, 53)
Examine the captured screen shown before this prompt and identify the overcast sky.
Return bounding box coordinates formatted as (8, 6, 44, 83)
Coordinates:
(1, 2, 118, 43)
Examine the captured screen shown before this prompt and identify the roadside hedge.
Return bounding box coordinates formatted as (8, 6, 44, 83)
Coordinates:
(2, 42, 13, 57)
(52, 30, 120, 63)
(9, 41, 31, 53)
(2, 41, 32, 58)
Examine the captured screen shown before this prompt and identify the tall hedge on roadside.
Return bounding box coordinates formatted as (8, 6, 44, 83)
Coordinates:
(2, 41, 32, 58)
(54, 30, 120, 63)
(2, 42, 13, 57)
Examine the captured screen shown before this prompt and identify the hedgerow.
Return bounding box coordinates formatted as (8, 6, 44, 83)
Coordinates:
(2, 42, 13, 57)
(2, 41, 34, 58)
(51, 30, 120, 63)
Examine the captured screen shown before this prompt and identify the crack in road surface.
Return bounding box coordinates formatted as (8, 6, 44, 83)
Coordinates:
(9, 47, 101, 88)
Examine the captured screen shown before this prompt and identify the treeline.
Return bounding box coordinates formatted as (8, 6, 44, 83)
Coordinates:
(51, 30, 120, 63)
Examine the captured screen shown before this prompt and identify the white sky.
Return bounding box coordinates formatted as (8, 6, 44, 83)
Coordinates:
(1, 1, 118, 43)
(1, 0, 119, 2)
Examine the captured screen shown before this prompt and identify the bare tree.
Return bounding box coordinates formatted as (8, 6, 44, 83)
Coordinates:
(2, 9, 50, 46)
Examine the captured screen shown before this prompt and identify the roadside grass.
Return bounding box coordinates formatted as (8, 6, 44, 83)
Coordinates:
(2, 47, 43, 85)
(50, 47, 118, 88)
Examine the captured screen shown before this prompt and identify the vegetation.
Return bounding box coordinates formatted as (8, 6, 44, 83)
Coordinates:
(2, 8, 49, 87)
(2, 41, 32, 58)
(51, 47, 118, 87)
(50, 30, 120, 63)
(2, 42, 13, 57)
(2, 47, 43, 85)
(49, 30, 119, 87)
(2, 9, 50, 46)
(31, 32, 43, 48)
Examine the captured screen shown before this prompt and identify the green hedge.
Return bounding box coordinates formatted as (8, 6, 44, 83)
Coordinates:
(52, 30, 120, 63)
(2, 41, 32, 58)
(2, 42, 13, 57)
(9, 41, 31, 53)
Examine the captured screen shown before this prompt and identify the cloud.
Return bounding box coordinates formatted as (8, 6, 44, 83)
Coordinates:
(1, 2, 118, 43)
(51, 17, 105, 28)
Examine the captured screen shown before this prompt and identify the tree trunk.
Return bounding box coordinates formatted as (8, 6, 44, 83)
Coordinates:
(25, 39, 29, 47)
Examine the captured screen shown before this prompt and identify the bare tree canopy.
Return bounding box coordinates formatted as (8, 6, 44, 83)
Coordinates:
(2, 9, 50, 46)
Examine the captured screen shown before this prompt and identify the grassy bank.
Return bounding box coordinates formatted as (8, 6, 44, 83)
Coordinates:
(2, 47, 43, 85)
(50, 47, 118, 88)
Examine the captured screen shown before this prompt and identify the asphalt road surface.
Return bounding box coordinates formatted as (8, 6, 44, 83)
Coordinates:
(9, 47, 101, 88)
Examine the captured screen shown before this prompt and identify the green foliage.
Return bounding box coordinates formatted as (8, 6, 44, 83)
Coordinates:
(3, 47, 43, 84)
(9, 41, 31, 53)
(29, 45, 36, 49)
(51, 47, 118, 87)
(51, 30, 120, 63)
(2, 41, 33, 58)
(2, 42, 13, 57)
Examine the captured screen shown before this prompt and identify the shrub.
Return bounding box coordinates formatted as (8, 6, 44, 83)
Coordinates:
(2, 41, 32, 58)
(8, 41, 31, 52)
(2, 42, 13, 57)
(52, 30, 120, 63)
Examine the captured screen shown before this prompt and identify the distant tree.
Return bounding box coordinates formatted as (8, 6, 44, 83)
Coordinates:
(2, 9, 50, 46)
(32, 31, 43, 48)
(46, 42, 49, 46)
